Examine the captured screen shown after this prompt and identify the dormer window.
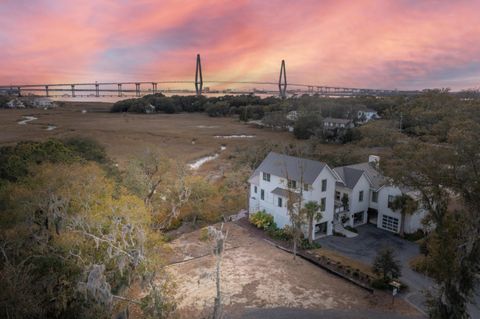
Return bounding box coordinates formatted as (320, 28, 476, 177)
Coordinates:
(263, 172, 270, 182)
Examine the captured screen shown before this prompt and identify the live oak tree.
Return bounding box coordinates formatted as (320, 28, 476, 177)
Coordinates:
(386, 119, 480, 319)
(0, 162, 176, 318)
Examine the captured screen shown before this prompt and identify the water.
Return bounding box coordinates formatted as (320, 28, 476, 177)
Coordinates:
(188, 145, 226, 170)
(49, 92, 276, 103)
(214, 134, 255, 139)
(188, 154, 219, 170)
(18, 116, 38, 125)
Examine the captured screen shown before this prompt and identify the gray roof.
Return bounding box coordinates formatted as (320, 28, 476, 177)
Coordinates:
(334, 166, 365, 189)
(323, 117, 352, 124)
(271, 187, 301, 200)
(335, 162, 387, 190)
(256, 152, 327, 184)
(272, 187, 289, 197)
(248, 167, 260, 185)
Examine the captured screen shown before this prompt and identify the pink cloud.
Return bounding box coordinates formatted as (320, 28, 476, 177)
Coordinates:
(0, 0, 479, 90)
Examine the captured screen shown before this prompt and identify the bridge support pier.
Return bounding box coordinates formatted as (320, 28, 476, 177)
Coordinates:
(117, 84, 122, 97)
(71, 85, 75, 97)
(17, 87, 21, 97)
(95, 83, 99, 97)
(278, 60, 287, 98)
(135, 83, 140, 97)
(195, 54, 203, 96)
(45, 85, 49, 97)
(152, 82, 157, 94)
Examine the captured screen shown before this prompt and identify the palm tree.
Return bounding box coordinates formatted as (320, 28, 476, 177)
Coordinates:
(302, 201, 323, 244)
(391, 194, 418, 237)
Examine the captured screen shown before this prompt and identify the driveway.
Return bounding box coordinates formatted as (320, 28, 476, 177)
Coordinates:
(232, 308, 424, 319)
(317, 224, 479, 318)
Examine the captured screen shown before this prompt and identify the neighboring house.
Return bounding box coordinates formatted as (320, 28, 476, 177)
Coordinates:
(333, 155, 427, 234)
(249, 152, 427, 238)
(145, 104, 155, 114)
(6, 98, 25, 108)
(31, 97, 53, 108)
(248, 152, 339, 239)
(357, 108, 379, 123)
(323, 117, 354, 130)
(22, 97, 54, 108)
(286, 110, 298, 121)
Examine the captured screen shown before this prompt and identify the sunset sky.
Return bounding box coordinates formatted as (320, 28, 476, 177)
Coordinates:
(1, 0, 479, 90)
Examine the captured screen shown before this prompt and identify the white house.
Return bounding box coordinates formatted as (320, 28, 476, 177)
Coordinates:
(6, 98, 25, 108)
(357, 108, 379, 123)
(333, 155, 427, 234)
(248, 152, 339, 239)
(323, 117, 354, 130)
(249, 152, 427, 239)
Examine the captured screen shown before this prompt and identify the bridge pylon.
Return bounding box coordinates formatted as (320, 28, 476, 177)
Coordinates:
(278, 60, 287, 98)
(195, 54, 203, 96)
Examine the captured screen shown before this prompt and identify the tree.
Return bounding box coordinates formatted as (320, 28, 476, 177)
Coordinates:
(390, 194, 418, 237)
(302, 201, 322, 244)
(372, 247, 401, 282)
(208, 224, 228, 319)
(124, 150, 170, 209)
(293, 114, 323, 139)
(386, 121, 480, 318)
(0, 162, 176, 318)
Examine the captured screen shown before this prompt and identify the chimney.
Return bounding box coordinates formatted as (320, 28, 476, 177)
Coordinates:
(368, 155, 380, 168)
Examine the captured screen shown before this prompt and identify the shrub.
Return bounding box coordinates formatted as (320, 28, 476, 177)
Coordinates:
(267, 226, 294, 241)
(300, 239, 321, 250)
(63, 137, 107, 163)
(199, 227, 209, 241)
(250, 211, 275, 230)
(372, 247, 402, 281)
(111, 98, 150, 113)
(371, 278, 391, 290)
(403, 229, 425, 242)
(293, 115, 323, 139)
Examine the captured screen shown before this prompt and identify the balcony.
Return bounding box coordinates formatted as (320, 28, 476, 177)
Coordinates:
(334, 200, 348, 214)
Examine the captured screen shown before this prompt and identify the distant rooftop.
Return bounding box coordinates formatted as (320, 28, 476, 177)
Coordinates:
(323, 117, 352, 124)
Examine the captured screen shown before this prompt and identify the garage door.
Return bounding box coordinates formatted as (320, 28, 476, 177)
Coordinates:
(381, 215, 399, 233)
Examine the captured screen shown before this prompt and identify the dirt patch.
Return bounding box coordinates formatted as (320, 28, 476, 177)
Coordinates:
(165, 223, 421, 318)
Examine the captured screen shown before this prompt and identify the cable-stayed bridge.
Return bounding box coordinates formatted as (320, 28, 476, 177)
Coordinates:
(0, 55, 421, 98)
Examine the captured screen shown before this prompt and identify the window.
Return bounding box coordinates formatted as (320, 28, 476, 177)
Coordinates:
(262, 172, 270, 182)
(278, 197, 283, 207)
(353, 211, 364, 225)
(335, 191, 341, 201)
(321, 179, 327, 192)
(287, 179, 297, 189)
(254, 186, 257, 194)
(320, 197, 326, 212)
(304, 183, 309, 191)
(260, 189, 265, 201)
(381, 215, 399, 232)
(388, 195, 395, 209)
(315, 222, 328, 236)
(372, 191, 378, 203)
(359, 190, 364, 202)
